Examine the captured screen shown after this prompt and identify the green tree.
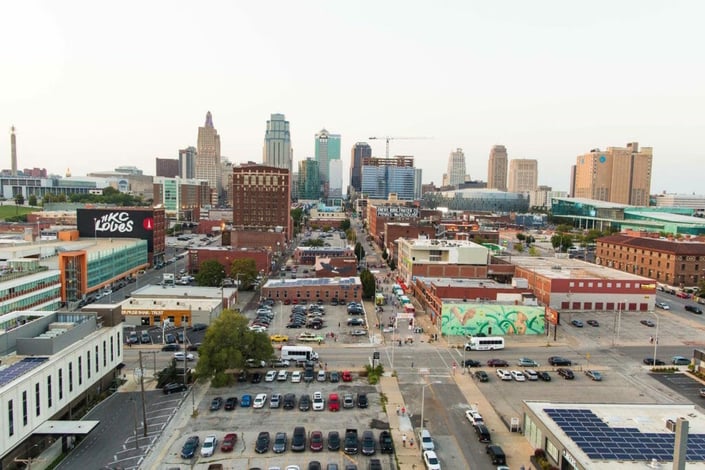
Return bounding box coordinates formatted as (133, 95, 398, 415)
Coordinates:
(230, 258, 258, 290)
(345, 228, 357, 244)
(359, 269, 376, 300)
(14, 194, 24, 206)
(302, 238, 324, 247)
(354, 242, 366, 262)
(196, 260, 226, 287)
(516, 233, 526, 242)
(528, 246, 539, 256)
(195, 310, 274, 387)
(551, 233, 573, 252)
(339, 219, 351, 231)
(28, 195, 38, 206)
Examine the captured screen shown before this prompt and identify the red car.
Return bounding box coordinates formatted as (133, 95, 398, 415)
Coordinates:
(486, 359, 509, 367)
(676, 291, 691, 299)
(221, 433, 237, 452)
(284, 298, 291, 305)
(310, 431, 324, 452)
(342, 371, 352, 382)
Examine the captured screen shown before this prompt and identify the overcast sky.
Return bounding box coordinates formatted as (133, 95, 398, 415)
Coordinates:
(2, 1, 704, 194)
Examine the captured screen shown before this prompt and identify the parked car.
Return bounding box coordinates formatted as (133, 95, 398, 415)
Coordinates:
(655, 301, 670, 310)
(643, 357, 666, 366)
(361, 430, 376, 456)
(510, 370, 527, 382)
(557, 368, 575, 380)
(273, 431, 287, 453)
(328, 393, 340, 411)
(255, 431, 270, 453)
(299, 394, 311, 411)
(672, 356, 691, 365)
(571, 319, 584, 327)
(310, 430, 324, 452)
(291, 426, 307, 452)
(586, 319, 600, 327)
(209, 397, 223, 411)
(685, 305, 703, 314)
(463, 359, 482, 367)
(496, 369, 512, 381)
(291, 371, 302, 383)
(465, 410, 484, 425)
(253, 393, 267, 409)
(538, 371, 552, 381)
(161, 344, 180, 352)
(180, 435, 199, 459)
(379, 430, 394, 454)
(419, 429, 434, 451)
(163, 382, 187, 394)
(224, 396, 238, 410)
(585, 370, 603, 381)
(517, 357, 539, 367)
(342, 370, 353, 382)
(174, 352, 195, 361)
(201, 435, 218, 457)
(270, 393, 281, 409)
(641, 319, 656, 327)
(423, 450, 441, 470)
(487, 359, 509, 367)
(221, 433, 237, 452)
(312, 391, 325, 411)
(474, 370, 489, 382)
(240, 394, 252, 407)
(327, 431, 341, 451)
(357, 392, 368, 408)
(548, 356, 572, 366)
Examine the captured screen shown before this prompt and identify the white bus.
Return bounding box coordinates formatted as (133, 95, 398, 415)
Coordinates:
(464, 336, 505, 351)
(281, 345, 319, 362)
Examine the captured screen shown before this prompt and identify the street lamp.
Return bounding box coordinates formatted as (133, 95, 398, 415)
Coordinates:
(652, 310, 660, 365)
(420, 381, 442, 443)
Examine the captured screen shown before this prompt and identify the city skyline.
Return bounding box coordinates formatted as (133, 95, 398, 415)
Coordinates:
(2, 1, 704, 194)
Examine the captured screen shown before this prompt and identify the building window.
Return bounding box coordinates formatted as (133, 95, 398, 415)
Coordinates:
(117, 332, 121, 356)
(87, 351, 91, 379)
(110, 336, 114, 362)
(96, 346, 99, 373)
(69, 363, 73, 392)
(569, 282, 575, 288)
(8, 400, 14, 436)
(103, 341, 107, 367)
(616, 283, 622, 288)
(578, 282, 584, 288)
(22, 390, 28, 426)
(58, 369, 63, 400)
(47, 376, 52, 408)
(35, 383, 41, 416)
(78, 357, 83, 385)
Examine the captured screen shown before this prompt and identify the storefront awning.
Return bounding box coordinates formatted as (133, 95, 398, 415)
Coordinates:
(34, 420, 100, 435)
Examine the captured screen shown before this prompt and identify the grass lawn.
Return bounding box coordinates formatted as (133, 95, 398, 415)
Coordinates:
(0, 205, 39, 220)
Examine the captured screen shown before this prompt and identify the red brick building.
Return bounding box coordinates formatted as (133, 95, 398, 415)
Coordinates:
(187, 246, 273, 274)
(261, 277, 362, 303)
(596, 233, 705, 288)
(232, 164, 292, 241)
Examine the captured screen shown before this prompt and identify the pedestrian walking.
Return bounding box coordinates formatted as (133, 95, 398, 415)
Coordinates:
(396, 405, 400, 415)
(649, 336, 654, 344)
(411, 361, 414, 368)
(401, 406, 406, 416)
(338, 322, 341, 328)
(409, 437, 414, 448)
(402, 433, 407, 447)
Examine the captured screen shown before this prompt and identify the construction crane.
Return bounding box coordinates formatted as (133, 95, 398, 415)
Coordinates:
(368, 136, 432, 159)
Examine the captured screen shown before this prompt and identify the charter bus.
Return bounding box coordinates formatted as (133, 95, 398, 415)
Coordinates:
(464, 336, 505, 351)
(281, 345, 319, 362)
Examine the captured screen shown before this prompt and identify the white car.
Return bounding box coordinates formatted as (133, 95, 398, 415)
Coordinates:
(201, 434, 217, 457)
(174, 352, 194, 361)
(312, 391, 325, 411)
(277, 369, 289, 381)
(510, 370, 526, 382)
(465, 410, 483, 426)
(291, 371, 302, 383)
(419, 429, 435, 451)
(253, 393, 267, 409)
(655, 301, 670, 310)
(423, 450, 441, 470)
(496, 369, 512, 381)
(265, 370, 277, 382)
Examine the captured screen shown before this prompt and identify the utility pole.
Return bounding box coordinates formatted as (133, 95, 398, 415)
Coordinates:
(138, 351, 148, 437)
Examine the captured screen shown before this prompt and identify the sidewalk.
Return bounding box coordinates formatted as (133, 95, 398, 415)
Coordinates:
(379, 376, 425, 469)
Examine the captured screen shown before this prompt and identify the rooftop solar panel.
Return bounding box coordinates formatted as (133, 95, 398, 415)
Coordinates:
(0, 357, 49, 387)
(543, 407, 705, 462)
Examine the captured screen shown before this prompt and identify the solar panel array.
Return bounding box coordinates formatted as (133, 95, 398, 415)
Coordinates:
(545, 408, 705, 462)
(0, 357, 49, 387)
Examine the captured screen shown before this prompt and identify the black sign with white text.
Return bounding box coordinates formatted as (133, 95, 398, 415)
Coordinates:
(77, 208, 155, 251)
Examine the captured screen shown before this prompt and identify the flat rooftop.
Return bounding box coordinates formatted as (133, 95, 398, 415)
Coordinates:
(526, 401, 705, 468)
(263, 277, 361, 288)
(415, 276, 506, 289)
(402, 238, 485, 249)
(512, 256, 653, 282)
(131, 285, 238, 299)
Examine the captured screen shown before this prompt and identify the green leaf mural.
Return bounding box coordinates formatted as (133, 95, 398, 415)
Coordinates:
(441, 304, 546, 337)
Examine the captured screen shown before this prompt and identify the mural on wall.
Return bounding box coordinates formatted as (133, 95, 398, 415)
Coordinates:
(441, 303, 546, 336)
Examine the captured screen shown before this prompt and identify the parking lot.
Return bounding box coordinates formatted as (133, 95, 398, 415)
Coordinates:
(159, 369, 393, 469)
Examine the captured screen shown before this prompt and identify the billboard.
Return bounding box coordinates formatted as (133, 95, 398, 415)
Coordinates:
(77, 208, 155, 251)
(375, 206, 419, 218)
(440, 303, 546, 336)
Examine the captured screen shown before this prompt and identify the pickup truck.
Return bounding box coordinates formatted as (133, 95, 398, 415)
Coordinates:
(344, 428, 359, 455)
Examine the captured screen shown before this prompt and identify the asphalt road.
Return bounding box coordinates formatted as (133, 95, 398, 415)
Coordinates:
(56, 390, 186, 470)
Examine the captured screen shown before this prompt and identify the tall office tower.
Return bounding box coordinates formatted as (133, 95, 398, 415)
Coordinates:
(179, 146, 197, 179)
(196, 111, 222, 206)
(263, 113, 293, 172)
(360, 156, 418, 200)
(446, 148, 467, 187)
(349, 142, 372, 194)
(221, 158, 234, 208)
(315, 128, 341, 185)
(232, 164, 291, 240)
(329, 159, 343, 198)
(487, 145, 508, 191)
(298, 158, 320, 200)
(156, 158, 179, 177)
(10, 126, 17, 176)
(508, 159, 538, 193)
(574, 142, 653, 206)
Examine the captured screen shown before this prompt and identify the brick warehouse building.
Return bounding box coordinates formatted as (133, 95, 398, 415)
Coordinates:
(187, 246, 273, 275)
(232, 163, 292, 241)
(596, 233, 705, 288)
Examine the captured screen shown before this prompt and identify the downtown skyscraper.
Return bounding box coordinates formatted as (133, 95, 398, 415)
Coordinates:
(446, 148, 466, 187)
(487, 145, 508, 191)
(263, 113, 292, 173)
(508, 159, 538, 193)
(315, 129, 341, 193)
(196, 111, 221, 206)
(349, 142, 372, 195)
